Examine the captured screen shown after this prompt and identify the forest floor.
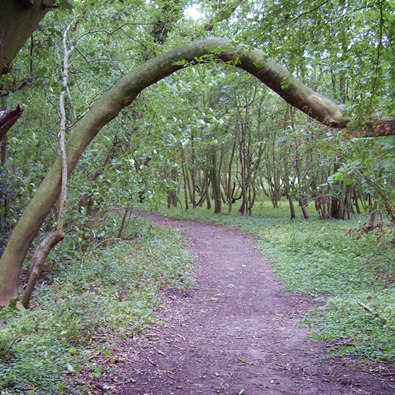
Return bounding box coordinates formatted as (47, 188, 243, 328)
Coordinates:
(95, 214, 394, 395)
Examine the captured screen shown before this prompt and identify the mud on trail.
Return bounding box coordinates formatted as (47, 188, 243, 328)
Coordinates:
(96, 215, 393, 394)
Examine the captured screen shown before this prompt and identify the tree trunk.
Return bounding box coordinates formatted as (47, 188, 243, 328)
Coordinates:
(209, 150, 222, 214)
(190, 131, 197, 208)
(1, 135, 8, 166)
(0, 37, 392, 305)
(118, 208, 132, 238)
(238, 122, 247, 215)
(295, 144, 309, 220)
(283, 150, 295, 220)
(167, 169, 178, 208)
(353, 188, 361, 214)
(20, 16, 75, 308)
(227, 140, 236, 213)
(367, 197, 379, 229)
(20, 230, 64, 308)
(0, 106, 24, 141)
(206, 174, 212, 210)
(0, 0, 55, 77)
(181, 162, 189, 211)
(195, 170, 209, 208)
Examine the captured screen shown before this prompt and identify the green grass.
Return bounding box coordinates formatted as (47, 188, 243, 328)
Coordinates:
(0, 216, 192, 394)
(1, 202, 393, 394)
(157, 202, 395, 365)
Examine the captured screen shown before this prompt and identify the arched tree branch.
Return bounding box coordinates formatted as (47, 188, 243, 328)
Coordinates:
(0, 37, 393, 306)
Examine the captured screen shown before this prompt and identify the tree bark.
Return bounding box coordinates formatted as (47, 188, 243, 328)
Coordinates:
(0, 106, 24, 141)
(0, 0, 55, 77)
(227, 140, 237, 213)
(167, 169, 178, 208)
(1, 134, 8, 166)
(18, 12, 75, 308)
(367, 197, 379, 230)
(0, 37, 392, 305)
(209, 149, 222, 214)
(20, 230, 64, 308)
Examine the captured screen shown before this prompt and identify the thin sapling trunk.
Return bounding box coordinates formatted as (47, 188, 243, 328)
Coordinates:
(21, 15, 77, 308)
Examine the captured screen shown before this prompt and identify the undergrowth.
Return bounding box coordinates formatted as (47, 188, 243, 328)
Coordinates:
(0, 215, 192, 394)
(158, 202, 395, 366)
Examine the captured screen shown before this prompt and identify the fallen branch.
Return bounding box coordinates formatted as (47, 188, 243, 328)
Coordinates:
(356, 300, 386, 325)
(114, 378, 136, 385)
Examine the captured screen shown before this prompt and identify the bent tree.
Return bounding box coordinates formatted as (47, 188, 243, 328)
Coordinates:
(0, 37, 394, 306)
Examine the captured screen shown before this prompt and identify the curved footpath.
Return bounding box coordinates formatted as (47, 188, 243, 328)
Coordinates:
(96, 214, 393, 394)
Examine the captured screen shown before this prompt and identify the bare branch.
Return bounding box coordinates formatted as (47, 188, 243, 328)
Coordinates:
(21, 12, 78, 308)
(290, 1, 330, 23)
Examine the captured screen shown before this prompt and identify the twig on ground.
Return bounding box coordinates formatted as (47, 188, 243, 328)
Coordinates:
(114, 378, 136, 385)
(356, 300, 386, 324)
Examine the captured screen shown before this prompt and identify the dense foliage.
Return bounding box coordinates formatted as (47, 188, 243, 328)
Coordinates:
(0, 0, 394, 391)
(1, 1, 394, 228)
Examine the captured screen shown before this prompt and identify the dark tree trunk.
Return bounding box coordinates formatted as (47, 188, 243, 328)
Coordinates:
(1, 135, 7, 166)
(295, 141, 309, 220)
(167, 169, 178, 208)
(367, 197, 379, 229)
(209, 151, 222, 214)
(227, 141, 236, 213)
(181, 162, 189, 211)
(0, 0, 55, 77)
(0, 106, 24, 141)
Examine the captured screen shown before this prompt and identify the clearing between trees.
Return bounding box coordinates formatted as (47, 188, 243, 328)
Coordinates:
(94, 214, 393, 395)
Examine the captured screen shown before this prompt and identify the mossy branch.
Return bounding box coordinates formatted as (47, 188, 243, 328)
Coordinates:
(1, 37, 394, 306)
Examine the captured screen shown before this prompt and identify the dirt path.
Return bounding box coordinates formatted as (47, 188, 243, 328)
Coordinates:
(98, 215, 393, 394)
